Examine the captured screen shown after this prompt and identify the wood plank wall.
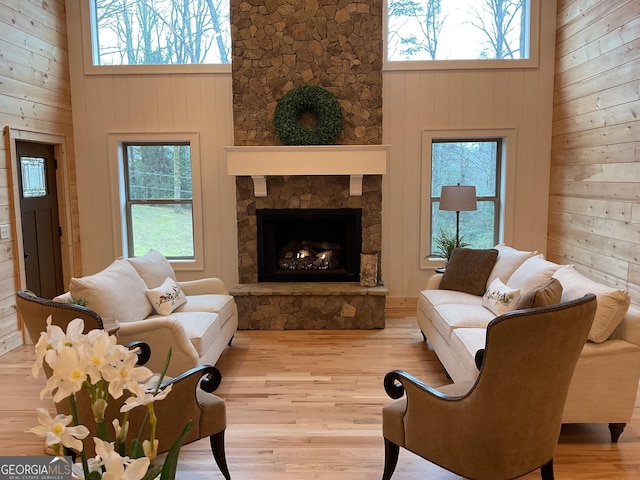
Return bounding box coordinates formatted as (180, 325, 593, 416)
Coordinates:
(0, 0, 79, 353)
(549, 0, 640, 303)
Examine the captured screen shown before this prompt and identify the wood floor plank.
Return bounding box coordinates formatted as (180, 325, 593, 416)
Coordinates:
(1, 316, 638, 479)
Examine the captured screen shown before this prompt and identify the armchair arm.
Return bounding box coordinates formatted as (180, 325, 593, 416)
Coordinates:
(156, 365, 222, 393)
(384, 370, 459, 401)
(178, 278, 230, 296)
(125, 341, 152, 366)
(116, 318, 199, 376)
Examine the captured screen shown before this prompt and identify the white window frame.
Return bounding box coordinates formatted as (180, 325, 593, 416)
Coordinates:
(383, 0, 540, 71)
(419, 128, 517, 269)
(79, 0, 232, 76)
(108, 132, 205, 272)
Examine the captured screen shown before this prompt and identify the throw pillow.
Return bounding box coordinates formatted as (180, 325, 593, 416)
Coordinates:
(482, 278, 521, 316)
(440, 248, 499, 296)
(127, 249, 176, 288)
(146, 276, 187, 315)
(507, 254, 562, 296)
(69, 258, 152, 324)
(515, 277, 563, 310)
(553, 265, 630, 343)
(486, 244, 535, 288)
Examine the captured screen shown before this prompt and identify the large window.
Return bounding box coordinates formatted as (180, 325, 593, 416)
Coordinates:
(387, 0, 535, 66)
(122, 142, 196, 259)
(420, 129, 515, 267)
(88, 0, 231, 66)
(430, 139, 501, 254)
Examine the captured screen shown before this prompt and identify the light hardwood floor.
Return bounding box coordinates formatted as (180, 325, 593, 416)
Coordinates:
(2, 316, 639, 479)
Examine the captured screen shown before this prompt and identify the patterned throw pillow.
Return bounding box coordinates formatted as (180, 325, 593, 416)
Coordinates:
(146, 276, 187, 315)
(482, 278, 521, 316)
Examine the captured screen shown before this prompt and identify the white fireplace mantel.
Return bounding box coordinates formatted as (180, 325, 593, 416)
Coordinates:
(225, 145, 389, 196)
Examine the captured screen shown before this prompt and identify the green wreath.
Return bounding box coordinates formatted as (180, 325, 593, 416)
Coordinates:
(274, 85, 343, 145)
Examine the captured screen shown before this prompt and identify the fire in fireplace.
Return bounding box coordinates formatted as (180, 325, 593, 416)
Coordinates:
(257, 208, 362, 282)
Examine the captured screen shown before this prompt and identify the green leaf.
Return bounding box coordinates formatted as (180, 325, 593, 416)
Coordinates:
(87, 471, 102, 480)
(141, 464, 163, 480)
(130, 438, 145, 459)
(159, 420, 193, 480)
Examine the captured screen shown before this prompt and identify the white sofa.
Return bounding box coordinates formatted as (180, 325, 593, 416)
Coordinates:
(54, 249, 238, 377)
(417, 244, 640, 441)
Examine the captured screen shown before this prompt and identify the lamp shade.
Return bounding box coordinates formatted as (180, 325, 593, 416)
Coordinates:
(439, 185, 477, 212)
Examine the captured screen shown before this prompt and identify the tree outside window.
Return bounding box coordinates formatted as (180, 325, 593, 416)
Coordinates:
(387, 0, 529, 61)
(91, 0, 231, 65)
(430, 139, 501, 257)
(124, 143, 195, 258)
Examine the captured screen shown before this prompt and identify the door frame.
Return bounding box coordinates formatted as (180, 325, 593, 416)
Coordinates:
(6, 127, 75, 295)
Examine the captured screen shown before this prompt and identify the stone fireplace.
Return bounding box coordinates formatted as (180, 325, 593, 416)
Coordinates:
(228, 0, 386, 329)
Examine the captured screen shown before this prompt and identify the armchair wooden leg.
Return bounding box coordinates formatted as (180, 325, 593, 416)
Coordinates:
(209, 430, 231, 480)
(382, 438, 400, 480)
(540, 459, 554, 480)
(608, 422, 626, 442)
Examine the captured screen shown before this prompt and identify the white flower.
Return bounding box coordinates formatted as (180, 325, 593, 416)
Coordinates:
(142, 438, 159, 465)
(112, 419, 129, 444)
(120, 381, 173, 413)
(40, 345, 90, 402)
(24, 408, 89, 452)
(101, 347, 153, 399)
(83, 330, 115, 385)
(94, 438, 150, 480)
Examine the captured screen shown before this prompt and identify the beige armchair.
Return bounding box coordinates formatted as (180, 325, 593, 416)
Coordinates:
(382, 294, 597, 480)
(16, 290, 231, 479)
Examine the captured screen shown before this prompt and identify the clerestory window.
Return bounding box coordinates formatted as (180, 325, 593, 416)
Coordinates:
(87, 0, 231, 68)
(386, 0, 537, 68)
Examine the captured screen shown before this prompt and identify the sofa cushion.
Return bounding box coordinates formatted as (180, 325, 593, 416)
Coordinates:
(515, 277, 563, 310)
(69, 258, 152, 324)
(486, 244, 535, 287)
(127, 249, 176, 288)
(553, 265, 630, 343)
(146, 276, 188, 315)
(449, 328, 486, 376)
(432, 304, 495, 342)
(440, 248, 499, 296)
(482, 278, 521, 316)
(175, 294, 237, 328)
(507, 254, 562, 296)
(418, 289, 482, 322)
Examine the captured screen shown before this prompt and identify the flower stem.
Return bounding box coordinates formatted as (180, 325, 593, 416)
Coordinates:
(69, 394, 90, 477)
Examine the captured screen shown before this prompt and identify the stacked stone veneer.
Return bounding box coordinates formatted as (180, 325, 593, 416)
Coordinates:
(231, 0, 383, 146)
(230, 0, 385, 329)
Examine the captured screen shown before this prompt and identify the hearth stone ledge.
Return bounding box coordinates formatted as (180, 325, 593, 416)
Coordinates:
(230, 282, 388, 330)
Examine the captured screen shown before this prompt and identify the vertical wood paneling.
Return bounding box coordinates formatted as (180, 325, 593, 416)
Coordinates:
(0, 0, 78, 354)
(382, 1, 558, 296)
(64, 1, 238, 284)
(549, 0, 640, 304)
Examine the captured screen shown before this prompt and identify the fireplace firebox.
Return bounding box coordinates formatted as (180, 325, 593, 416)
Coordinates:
(257, 208, 362, 282)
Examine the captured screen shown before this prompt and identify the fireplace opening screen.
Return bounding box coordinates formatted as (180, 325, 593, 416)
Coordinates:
(257, 208, 362, 282)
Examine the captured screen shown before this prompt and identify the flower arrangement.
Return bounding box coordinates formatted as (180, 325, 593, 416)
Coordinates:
(26, 318, 190, 480)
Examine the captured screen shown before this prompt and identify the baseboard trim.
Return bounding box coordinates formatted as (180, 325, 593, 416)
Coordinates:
(385, 297, 418, 318)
